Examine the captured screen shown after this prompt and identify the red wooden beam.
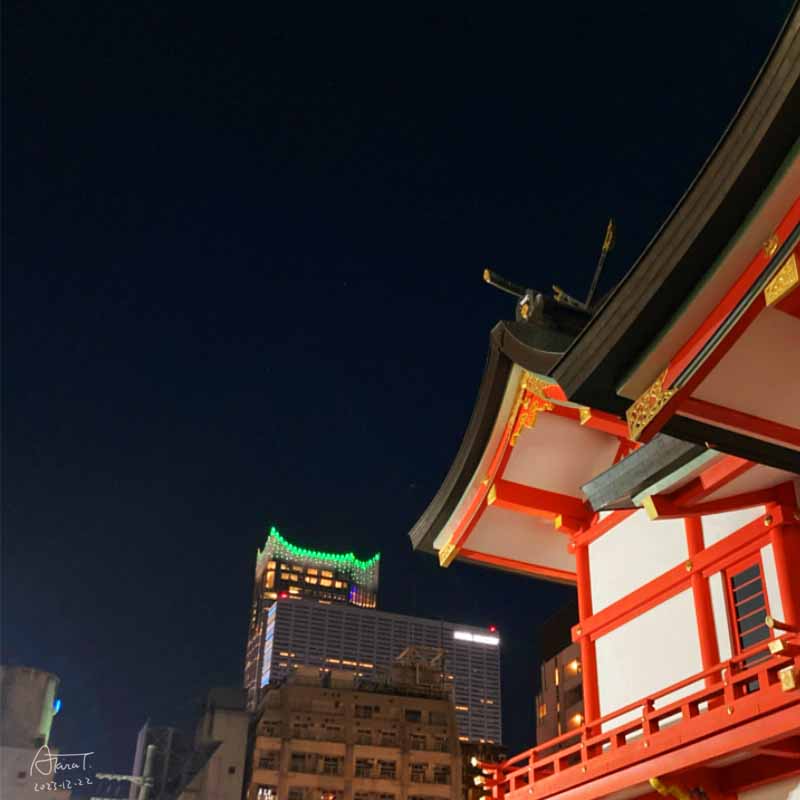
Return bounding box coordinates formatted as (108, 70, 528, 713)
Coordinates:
(681, 396, 800, 448)
(459, 548, 576, 584)
(488, 479, 592, 522)
(644, 485, 784, 521)
(671, 454, 754, 506)
(663, 196, 800, 389)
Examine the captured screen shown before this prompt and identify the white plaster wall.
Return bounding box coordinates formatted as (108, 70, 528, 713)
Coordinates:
(595, 589, 703, 730)
(740, 776, 800, 800)
(589, 510, 687, 612)
(702, 507, 764, 547)
(467, 505, 575, 573)
(708, 571, 732, 661)
(761, 541, 785, 629)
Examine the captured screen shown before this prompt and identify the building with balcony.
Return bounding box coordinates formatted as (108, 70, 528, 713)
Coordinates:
(251, 598, 501, 745)
(247, 651, 462, 800)
(245, 527, 381, 709)
(407, 6, 800, 797)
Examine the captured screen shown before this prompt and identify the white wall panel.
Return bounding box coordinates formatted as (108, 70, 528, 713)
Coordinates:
(589, 510, 687, 612)
(595, 590, 703, 731)
(702, 507, 764, 547)
(740, 776, 800, 800)
(708, 572, 732, 661)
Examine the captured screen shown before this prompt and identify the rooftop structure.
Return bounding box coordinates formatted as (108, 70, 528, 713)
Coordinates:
(407, 6, 800, 797)
(245, 527, 380, 710)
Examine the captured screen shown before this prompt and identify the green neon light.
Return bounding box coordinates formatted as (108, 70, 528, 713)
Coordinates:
(263, 525, 380, 570)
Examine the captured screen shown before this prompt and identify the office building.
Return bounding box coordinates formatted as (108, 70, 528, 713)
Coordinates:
(247, 650, 462, 800)
(534, 602, 583, 745)
(254, 598, 501, 744)
(245, 527, 380, 709)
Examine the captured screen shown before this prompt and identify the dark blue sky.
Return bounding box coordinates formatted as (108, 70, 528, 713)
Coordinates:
(4, 1, 793, 772)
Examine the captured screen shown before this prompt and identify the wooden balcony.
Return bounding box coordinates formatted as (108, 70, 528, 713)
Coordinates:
(480, 632, 800, 798)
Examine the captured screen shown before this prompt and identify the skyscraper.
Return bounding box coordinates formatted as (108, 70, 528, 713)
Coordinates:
(244, 527, 380, 709)
(254, 598, 502, 744)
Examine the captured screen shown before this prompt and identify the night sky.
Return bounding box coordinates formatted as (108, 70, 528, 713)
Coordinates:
(5, 1, 794, 773)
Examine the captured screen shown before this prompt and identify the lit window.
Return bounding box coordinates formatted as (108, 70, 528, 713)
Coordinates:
(288, 586, 300, 595)
(320, 579, 332, 587)
(537, 704, 547, 719)
(321, 570, 333, 578)
(566, 659, 581, 674)
(307, 568, 318, 576)
(306, 576, 318, 584)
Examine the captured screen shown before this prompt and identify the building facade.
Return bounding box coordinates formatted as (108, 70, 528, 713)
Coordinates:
(534, 603, 584, 746)
(246, 528, 381, 710)
(407, 5, 800, 796)
(0, 665, 70, 800)
(256, 598, 501, 745)
(247, 658, 462, 800)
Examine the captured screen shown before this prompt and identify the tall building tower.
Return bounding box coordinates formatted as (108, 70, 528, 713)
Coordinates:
(244, 526, 380, 709)
(252, 598, 502, 744)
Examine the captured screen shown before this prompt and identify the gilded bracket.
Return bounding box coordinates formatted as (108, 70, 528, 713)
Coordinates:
(764, 253, 799, 306)
(626, 369, 675, 441)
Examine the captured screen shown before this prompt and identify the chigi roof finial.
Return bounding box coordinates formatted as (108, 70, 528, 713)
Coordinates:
(483, 218, 615, 319)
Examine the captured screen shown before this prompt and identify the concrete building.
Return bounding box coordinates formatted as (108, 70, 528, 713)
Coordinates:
(0, 665, 70, 800)
(246, 527, 380, 710)
(177, 688, 250, 800)
(247, 649, 462, 800)
(129, 689, 250, 800)
(256, 599, 501, 745)
(533, 603, 583, 745)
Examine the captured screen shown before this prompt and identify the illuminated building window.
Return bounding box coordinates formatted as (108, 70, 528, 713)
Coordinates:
(305, 576, 318, 584)
(566, 659, 581, 674)
(266, 571, 275, 589)
(554, 667, 559, 686)
(288, 587, 300, 595)
(569, 712, 583, 728)
(307, 568, 318, 576)
(538, 703, 547, 719)
(292, 565, 303, 572)
(320, 579, 332, 587)
(289, 573, 299, 582)
(321, 570, 333, 578)
(281, 572, 290, 581)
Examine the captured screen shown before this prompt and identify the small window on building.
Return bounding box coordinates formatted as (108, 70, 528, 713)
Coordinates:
(404, 709, 422, 722)
(355, 759, 373, 778)
(433, 766, 450, 785)
(378, 760, 397, 779)
(228, 766, 236, 775)
(410, 763, 427, 783)
(538, 703, 547, 719)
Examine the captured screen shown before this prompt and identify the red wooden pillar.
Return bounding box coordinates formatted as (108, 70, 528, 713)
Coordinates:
(769, 515, 800, 628)
(685, 517, 721, 685)
(575, 543, 600, 726)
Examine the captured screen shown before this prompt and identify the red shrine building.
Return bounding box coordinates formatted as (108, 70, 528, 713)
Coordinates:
(409, 9, 800, 800)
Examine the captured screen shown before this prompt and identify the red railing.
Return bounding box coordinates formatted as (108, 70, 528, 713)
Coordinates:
(481, 632, 800, 797)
